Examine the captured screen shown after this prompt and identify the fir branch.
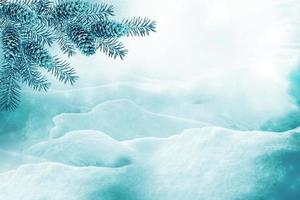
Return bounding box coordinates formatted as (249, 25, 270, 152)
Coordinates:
(22, 41, 54, 68)
(0, 63, 21, 111)
(91, 20, 128, 39)
(0, 0, 156, 111)
(96, 38, 128, 59)
(1, 25, 22, 63)
(0, 18, 6, 29)
(28, 0, 53, 15)
(19, 62, 50, 92)
(18, 38, 50, 91)
(1, 2, 37, 24)
(67, 23, 96, 56)
(56, 31, 77, 57)
(20, 24, 55, 46)
(53, 0, 89, 21)
(74, 3, 114, 25)
(9, 0, 39, 5)
(8, 0, 54, 26)
(48, 57, 78, 85)
(123, 17, 156, 37)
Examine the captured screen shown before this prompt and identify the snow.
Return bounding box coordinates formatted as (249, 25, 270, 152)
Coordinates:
(0, 150, 42, 173)
(1, 0, 300, 199)
(1, 128, 300, 200)
(123, 127, 300, 200)
(25, 130, 132, 167)
(50, 99, 207, 139)
(0, 163, 125, 200)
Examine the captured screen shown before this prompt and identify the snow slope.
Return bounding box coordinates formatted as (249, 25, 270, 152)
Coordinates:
(1, 0, 300, 199)
(0, 127, 299, 200)
(26, 130, 132, 167)
(50, 99, 207, 139)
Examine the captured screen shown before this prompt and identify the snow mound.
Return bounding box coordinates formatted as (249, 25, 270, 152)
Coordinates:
(0, 162, 128, 200)
(25, 131, 132, 168)
(1, 127, 300, 200)
(122, 127, 300, 200)
(0, 150, 42, 173)
(50, 99, 206, 140)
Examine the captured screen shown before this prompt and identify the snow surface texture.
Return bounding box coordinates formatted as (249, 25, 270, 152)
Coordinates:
(50, 99, 207, 139)
(1, 128, 300, 200)
(1, 0, 300, 199)
(26, 130, 132, 167)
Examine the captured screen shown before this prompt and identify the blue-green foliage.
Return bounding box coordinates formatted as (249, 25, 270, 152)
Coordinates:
(123, 17, 156, 37)
(2, 26, 21, 63)
(0, 0, 156, 111)
(67, 23, 96, 56)
(53, 0, 88, 20)
(1, 3, 37, 24)
(91, 21, 129, 38)
(23, 41, 54, 68)
(0, 62, 21, 111)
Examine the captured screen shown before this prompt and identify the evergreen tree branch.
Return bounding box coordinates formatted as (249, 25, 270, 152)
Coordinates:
(91, 20, 128, 39)
(0, 63, 21, 111)
(52, 0, 89, 21)
(67, 23, 96, 56)
(1, 25, 22, 63)
(20, 24, 55, 46)
(19, 60, 50, 92)
(56, 31, 77, 57)
(0, 0, 156, 111)
(28, 0, 53, 15)
(96, 38, 128, 59)
(1, 2, 37, 24)
(123, 17, 156, 37)
(74, 3, 114, 25)
(48, 57, 78, 85)
(22, 41, 54, 68)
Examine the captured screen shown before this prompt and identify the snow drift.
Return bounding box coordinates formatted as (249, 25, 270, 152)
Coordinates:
(1, 0, 300, 199)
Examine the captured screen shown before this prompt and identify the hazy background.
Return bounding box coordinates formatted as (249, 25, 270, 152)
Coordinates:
(2, 0, 300, 142)
(71, 0, 300, 79)
(54, 0, 300, 128)
(1, 1, 300, 199)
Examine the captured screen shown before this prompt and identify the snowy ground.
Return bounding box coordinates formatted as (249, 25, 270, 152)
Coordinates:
(1, 0, 300, 199)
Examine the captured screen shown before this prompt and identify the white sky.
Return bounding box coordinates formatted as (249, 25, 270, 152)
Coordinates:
(57, 0, 300, 124)
(70, 0, 300, 82)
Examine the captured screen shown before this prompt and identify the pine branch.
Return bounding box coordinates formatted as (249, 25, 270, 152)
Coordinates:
(48, 57, 78, 85)
(56, 31, 77, 57)
(91, 20, 128, 39)
(1, 2, 37, 24)
(8, 0, 40, 5)
(0, 0, 156, 111)
(74, 3, 114, 25)
(53, 0, 89, 21)
(22, 41, 54, 68)
(28, 0, 53, 15)
(67, 23, 96, 56)
(20, 24, 55, 46)
(28, 0, 55, 28)
(96, 38, 128, 59)
(19, 62, 50, 92)
(1, 25, 22, 63)
(0, 63, 21, 111)
(123, 17, 156, 37)
(0, 18, 6, 28)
